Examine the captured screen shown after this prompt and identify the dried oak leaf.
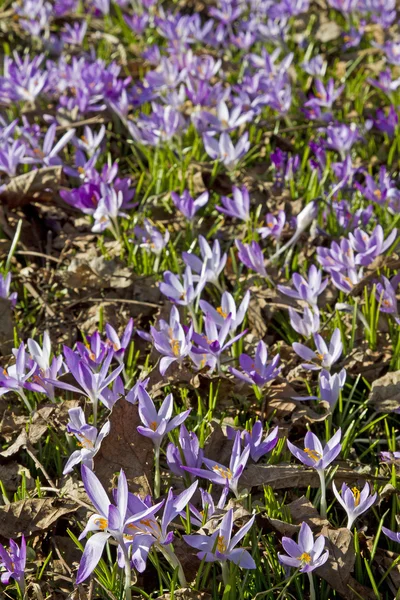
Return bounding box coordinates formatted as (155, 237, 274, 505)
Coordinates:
(317, 527, 376, 600)
(93, 398, 153, 496)
(0, 402, 79, 458)
(368, 369, 400, 413)
(0, 297, 14, 355)
(0, 166, 63, 208)
(0, 497, 78, 541)
(315, 20, 341, 42)
(0, 462, 33, 493)
(240, 463, 363, 490)
(63, 255, 133, 290)
(156, 590, 211, 600)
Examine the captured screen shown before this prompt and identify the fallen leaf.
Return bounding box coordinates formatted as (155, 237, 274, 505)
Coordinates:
(93, 398, 153, 496)
(368, 369, 400, 413)
(0, 166, 63, 208)
(0, 461, 33, 492)
(317, 527, 376, 600)
(288, 495, 329, 528)
(240, 463, 365, 490)
(0, 297, 15, 355)
(156, 590, 211, 600)
(0, 498, 78, 540)
(63, 255, 133, 290)
(315, 20, 341, 42)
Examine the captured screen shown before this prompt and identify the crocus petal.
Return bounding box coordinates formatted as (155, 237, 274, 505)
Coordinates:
(76, 531, 110, 584)
(81, 464, 110, 516)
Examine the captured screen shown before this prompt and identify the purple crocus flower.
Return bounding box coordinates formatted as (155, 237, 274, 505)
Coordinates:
(0, 343, 42, 412)
(183, 508, 256, 577)
(380, 451, 400, 464)
(166, 424, 204, 480)
(349, 225, 397, 267)
(27, 332, 64, 401)
(294, 368, 346, 410)
(0, 536, 26, 592)
(63, 407, 110, 474)
(323, 123, 359, 158)
(368, 69, 400, 95)
(46, 347, 123, 425)
(301, 55, 326, 77)
(305, 79, 344, 110)
(243, 421, 279, 462)
(183, 236, 227, 287)
(278, 522, 329, 573)
(92, 187, 128, 233)
(382, 527, 400, 544)
(159, 266, 206, 307)
(171, 190, 209, 220)
(287, 429, 341, 518)
(199, 290, 250, 334)
(235, 240, 267, 277)
(376, 275, 400, 323)
(61, 21, 88, 45)
(134, 219, 170, 255)
(292, 328, 342, 371)
(186, 488, 217, 527)
(0, 272, 17, 307)
(23, 124, 76, 167)
(203, 132, 250, 170)
(278, 265, 328, 308)
(332, 481, 377, 529)
(127, 481, 198, 585)
(230, 341, 281, 389)
(150, 306, 193, 375)
(105, 319, 134, 364)
(76, 466, 163, 584)
(217, 186, 250, 221)
(191, 312, 247, 372)
(0, 140, 26, 177)
(289, 307, 320, 338)
(137, 387, 190, 450)
(182, 430, 250, 498)
(258, 211, 286, 240)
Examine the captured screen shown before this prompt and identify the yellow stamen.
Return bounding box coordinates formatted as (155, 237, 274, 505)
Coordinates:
(299, 552, 312, 564)
(217, 306, 228, 319)
(95, 517, 108, 530)
(351, 486, 361, 507)
(304, 448, 322, 462)
(170, 339, 181, 357)
(217, 535, 227, 553)
(212, 465, 232, 479)
(374, 189, 381, 199)
(150, 421, 158, 431)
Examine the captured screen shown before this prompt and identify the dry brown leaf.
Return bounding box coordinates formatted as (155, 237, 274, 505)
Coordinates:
(368, 369, 400, 413)
(156, 590, 211, 600)
(0, 166, 63, 207)
(93, 398, 153, 496)
(315, 20, 341, 42)
(288, 495, 329, 528)
(317, 527, 376, 599)
(0, 402, 79, 458)
(0, 461, 33, 492)
(0, 297, 14, 355)
(0, 497, 78, 540)
(63, 255, 133, 290)
(240, 463, 364, 490)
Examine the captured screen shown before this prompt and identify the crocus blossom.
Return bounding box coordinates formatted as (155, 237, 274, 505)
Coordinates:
(278, 522, 329, 573)
(0, 536, 26, 591)
(332, 481, 377, 529)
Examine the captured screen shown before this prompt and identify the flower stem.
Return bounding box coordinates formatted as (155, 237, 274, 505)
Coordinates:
(17, 578, 25, 599)
(221, 561, 229, 586)
(159, 545, 187, 587)
(317, 469, 327, 519)
(19, 390, 33, 414)
(154, 445, 161, 499)
(123, 551, 132, 600)
(308, 571, 316, 600)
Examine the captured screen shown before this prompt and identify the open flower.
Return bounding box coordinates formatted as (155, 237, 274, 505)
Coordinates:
(243, 421, 279, 462)
(150, 306, 193, 375)
(230, 340, 280, 389)
(182, 430, 250, 498)
(0, 536, 26, 592)
(332, 481, 377, 530)
(63, 407, 110, 474)
(183, 508, 256, 571)
(137, 387, 190, 451)
(76, 466, 163, 584)
(278, 522, 329, 573)
(293, 328, 342, 371)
